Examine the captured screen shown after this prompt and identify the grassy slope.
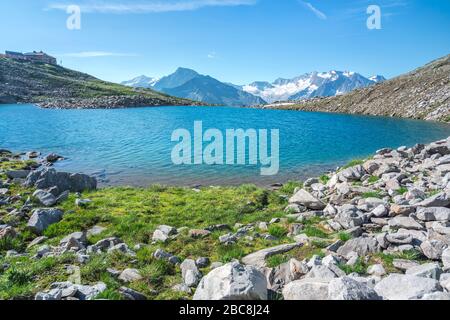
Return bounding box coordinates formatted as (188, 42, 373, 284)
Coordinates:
(0, 158, 428, 300)
(0, 57, 196, 105)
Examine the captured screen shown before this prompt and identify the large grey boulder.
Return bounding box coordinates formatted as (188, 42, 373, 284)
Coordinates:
(420, 240, 448, 260)
(305, 265, 344, 281)
(25, 168, 97, 194)
(33, 189, 57, 207)
(267, 259, 308, 292)
(335, 205, 365, 229)
(415, 207, 450, 222)
(282, 278, 330, 300)
(374, 274, 442, 300)
(337, 236, 379, 257)
(27, 208, 64, 234)
(6, 170, 31, 179)
(405, 263, 442, 279)
(388, 217, 423, 230)
(328, 277, 382, 300)
(289, 189, 325, 210)
(339, 165, 366, 182)
(193, 262, 267, 300)
(242, 243, 303, 268)
(416, 192, 450, 208)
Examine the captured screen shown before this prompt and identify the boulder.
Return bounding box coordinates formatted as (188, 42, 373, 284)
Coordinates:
(328, 277, 381, 300)
(27, 208, 64, 234)
(388, 217, 423, 230)
(416, 192, 450, 208)
(180, 259, 202, 287)
(118, 269, 143, 283)
(415, 207, 450, 222)
(193, 262, 267, 300)
(442, 248, 450, 270)
(374, 274, 442, 300)
(337, 236, 379, 257)
(339, 165, 366, 182)
(24, 168, 97, 194)
(33, 189, 57, 207)
(289, 189, 325, 210)
(420, 240, 448, 260)
(282, 278, 330, 300)
(6, 170, 30, 179)
(242, 243, 303, 268)
(405, 263, 442, 279)
(367, 264, 386, 277)
(334, 205, 365, 229)
(268, 259, 308, 292)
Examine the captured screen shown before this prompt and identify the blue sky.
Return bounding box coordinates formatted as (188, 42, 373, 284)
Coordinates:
(1, 0, 449, 84)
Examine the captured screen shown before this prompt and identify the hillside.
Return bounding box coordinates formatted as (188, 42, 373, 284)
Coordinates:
(0, 57, 198, 108)
(259, 54, 450, 122)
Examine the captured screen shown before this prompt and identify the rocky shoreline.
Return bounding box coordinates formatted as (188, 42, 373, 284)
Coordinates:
(35, 95, 201, 109)
(1, 137, 450, 300)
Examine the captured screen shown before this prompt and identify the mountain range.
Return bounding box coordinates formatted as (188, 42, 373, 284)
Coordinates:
(242, 71, 385, 103)
(122, 68, 265, 106)
(259, 54, 450, 122)
(122, 69, 385, 106)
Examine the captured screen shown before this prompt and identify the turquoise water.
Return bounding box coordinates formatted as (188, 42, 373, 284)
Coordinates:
(1, 104, 450, 186)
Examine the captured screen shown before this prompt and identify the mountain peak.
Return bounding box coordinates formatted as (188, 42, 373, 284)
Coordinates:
(242, 70, 385, 103)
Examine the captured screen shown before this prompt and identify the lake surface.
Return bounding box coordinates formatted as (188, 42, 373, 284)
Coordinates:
(1, 104, 450, 187)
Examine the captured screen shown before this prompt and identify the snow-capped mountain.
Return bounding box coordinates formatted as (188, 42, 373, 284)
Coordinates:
(122, 68, 266, 106)
(242, 71, 386, 103)
(121, 75, 159, 88)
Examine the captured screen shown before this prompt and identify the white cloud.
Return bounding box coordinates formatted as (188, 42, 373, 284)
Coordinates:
(47, 0, 258, 14)
(207, 51, 217, 59)
(300, 1, 327, 20)
(59, 51, 139, 58)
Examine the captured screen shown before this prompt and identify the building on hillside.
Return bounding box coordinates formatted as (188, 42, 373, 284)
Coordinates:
(5, 50, 57, 65)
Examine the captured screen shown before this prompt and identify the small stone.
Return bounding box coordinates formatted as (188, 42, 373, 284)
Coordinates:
(118, 269, 143, 283)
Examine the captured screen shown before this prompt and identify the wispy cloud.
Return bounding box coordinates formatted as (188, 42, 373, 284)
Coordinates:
(47, 0, 258, 14)
(59, 51, 139, 58)
(207, 51, 217, 59)
(300, 1, 327, 20)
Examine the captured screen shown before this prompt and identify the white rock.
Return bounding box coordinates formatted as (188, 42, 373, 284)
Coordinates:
(282, 278, 330, 300)
(328, 277, 381, 300)
(405, 263, 442, 279)
(374, 274, 441, 300)
(193, 262, 267, 300)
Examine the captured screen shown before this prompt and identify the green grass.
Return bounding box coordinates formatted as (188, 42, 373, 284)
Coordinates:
(266, 254, 290, 268)
(319, 175, 330, 184)
(268, 224, 288, 239)
(341, 159, 365, 170)
(367, 176, 380, 184)
(303, 226, 329, 239)
(338, 258, 367, 275)
(397, 187, 408, 195)
(362, 191, 384, 199)
(338, 232, 353, 242)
